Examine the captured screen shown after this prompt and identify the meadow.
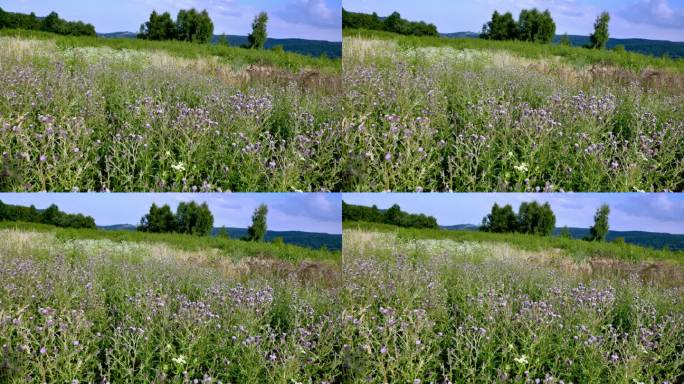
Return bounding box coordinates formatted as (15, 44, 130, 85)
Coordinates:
(2, 219, 682, 382)
(340, 225, 684, 383)
(0, 224, 342, 383)
(340, 30, 684, 192)
(0, 30, 342, 192)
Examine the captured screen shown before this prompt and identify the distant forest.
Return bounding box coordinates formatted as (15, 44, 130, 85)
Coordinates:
(342, 202, 438, 229)
(0, 200, 96, 229)
(551, 34, 684, 58)
(0, 8, 96, 36)
(342, 9, 438, 37)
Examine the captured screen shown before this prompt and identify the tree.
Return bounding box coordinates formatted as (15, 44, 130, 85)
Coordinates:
(517, 201, 556, 236)
(218, 226, 229, 239)
(384, 12, 406, 34)
(559, 226, 572, 238)
(589, 12, 610, 49)
(481, 203, 517, 233)
(176, 8, 214, 43)
(138, 203, 176, 233)
(247, 12, 268, 49)
(176, 201, 213, 236)
(42, 204, 62, 226)
(481, 11, 517, 40)
(517, 9, 555, 43)
(138, 10, 176, 40)
(218, 33, 229, 47)
(247, 204, 268, 241)
(41, 12, 64, 34)
(560, 33, 572, 46)
(589, 204, 610, 241)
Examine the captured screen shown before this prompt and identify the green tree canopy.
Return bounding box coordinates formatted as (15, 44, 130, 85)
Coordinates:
(589, 11, 610, 49)
(481, 8, 555, 43)
(342, 9, 437, 37)
(517, 201, 556, 236)
(589, 204, 610, 241)
(248, 12, 269, 49)
(0, 9, 95, 36)
(247, 204, 268, 241)
(138, 203, 176, 233)
(481, 203, 518, 233)
(342, 202, 438, 229)
(0, 200, 95, 229)
(176, 201, 214, 236)
(138, 11, 176, 40)
(176, 8, 214, 43)
(481, 11, 517, 40)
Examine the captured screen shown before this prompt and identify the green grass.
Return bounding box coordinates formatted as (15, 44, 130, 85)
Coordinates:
(344, 221, 684, 263)
(1, 28, 340, 72)
(0, 221, 339, 262)
(344, 28, 683, 72)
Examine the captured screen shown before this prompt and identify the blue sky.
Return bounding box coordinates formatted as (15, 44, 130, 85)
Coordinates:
(343, 193, 684, 234)
(0, 193, 342, 234)
(344, 0, 684, 41)
(1, 0, 342, 41)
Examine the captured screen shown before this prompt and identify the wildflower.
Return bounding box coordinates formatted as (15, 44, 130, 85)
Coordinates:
(172, 355, 187, 365)
(73, 147, 80, 153)
(40, 346, 47, 354)
(171, 162, 185, 172)
(39, 155, 47, 162)
(514, 163, 529, 173)
(380, 346, 387, 354)
(384, 153, 392, 161)
(514, 355, 529, 365)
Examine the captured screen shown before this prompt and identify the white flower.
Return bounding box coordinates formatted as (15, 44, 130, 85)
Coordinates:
(171, 162, 185, 172)
(514, 163, 529, 173)
(172, 355, 187, 365)
(514, 355, 529, 365)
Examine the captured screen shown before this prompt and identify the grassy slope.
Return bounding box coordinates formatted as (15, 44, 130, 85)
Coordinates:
(344, 221, 684, 264)
(0, 28, 340, 73)
(344, 28, 684, 72)
(0, 221, 339, 262)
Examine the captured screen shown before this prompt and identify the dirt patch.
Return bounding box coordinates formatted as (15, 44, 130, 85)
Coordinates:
(246, 64, 341, 94)
(244, 257, 341, 287)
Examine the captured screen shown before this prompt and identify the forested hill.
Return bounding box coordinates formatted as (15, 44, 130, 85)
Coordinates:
(99, 32, 342, 58)
(99, 225, 342, 250)
(442, 31, 684, 58)
(551, 227, 684, 251)
(442, 224, 684, 250)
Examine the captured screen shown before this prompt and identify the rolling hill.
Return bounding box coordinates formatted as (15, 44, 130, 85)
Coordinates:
(99, 225, 341, 251)
(441, 32, 684, 58)
(442, 224, 684, 251)
(98, 32, 342, 58)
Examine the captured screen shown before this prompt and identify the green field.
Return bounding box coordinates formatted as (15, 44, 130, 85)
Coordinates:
(0, 30, 342, 192)
(0, 221, 339, 262)
(339, 223, 684, 382)
(340, 30, 684, 192)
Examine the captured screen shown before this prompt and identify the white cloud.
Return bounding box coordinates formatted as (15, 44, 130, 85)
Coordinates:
(619, 0, 684, 29)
